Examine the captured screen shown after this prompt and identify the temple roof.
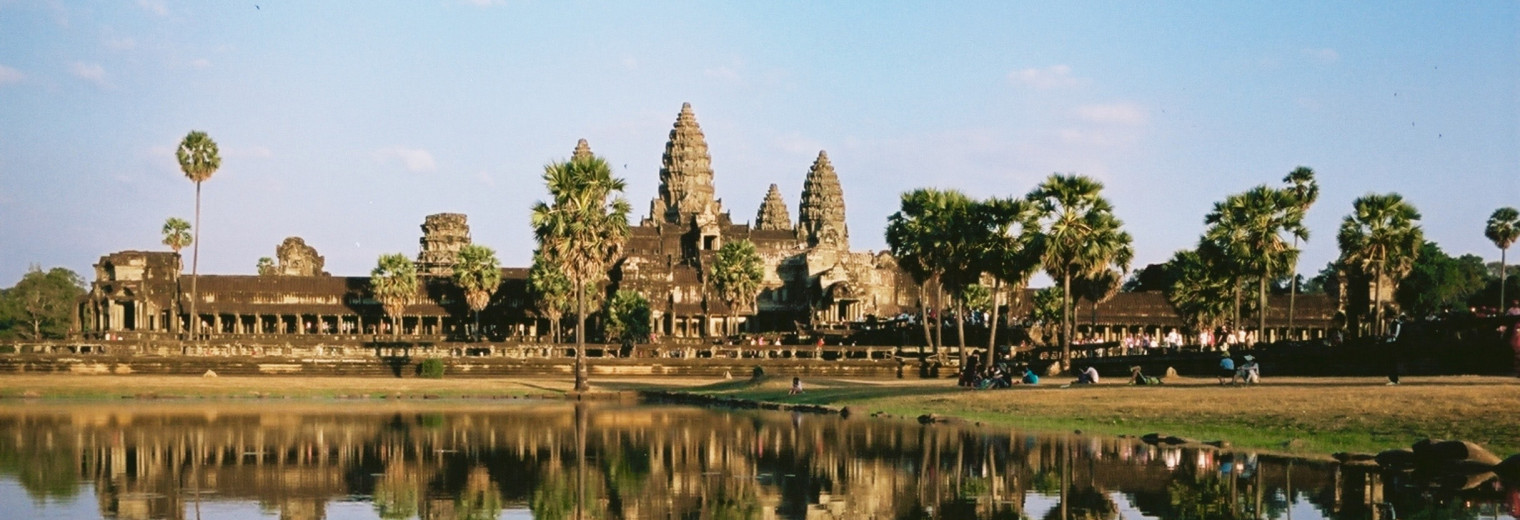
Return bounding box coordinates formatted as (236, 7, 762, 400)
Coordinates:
(797, 150, 849, 249)
(754, 184, 793, 231)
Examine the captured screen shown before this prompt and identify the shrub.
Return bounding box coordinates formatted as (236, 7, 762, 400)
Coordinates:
(419, 358, 445, 379)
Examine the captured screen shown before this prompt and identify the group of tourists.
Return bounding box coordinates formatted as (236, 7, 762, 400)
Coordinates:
(1216, 352, 1261, 385)
(958, 356, 1040, 389)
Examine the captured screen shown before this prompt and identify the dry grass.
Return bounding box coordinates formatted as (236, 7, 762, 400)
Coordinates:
(636, 375, 1520, 456)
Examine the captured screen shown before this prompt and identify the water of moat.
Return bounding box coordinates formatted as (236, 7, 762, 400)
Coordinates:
(0, 402, 1513, 520)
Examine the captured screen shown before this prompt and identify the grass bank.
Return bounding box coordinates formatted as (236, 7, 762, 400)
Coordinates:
(0, 375, 584, 399)
(614, 375, 1520, 457)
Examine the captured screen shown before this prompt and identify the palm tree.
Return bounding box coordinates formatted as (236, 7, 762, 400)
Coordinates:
(1282, 167, 1318, 334)
(886, 189, 953, 354)
(529, 249, 571, 343)
(1027, 174, 1133, 370)
(370, 253, 418, 338)
(530, 141, 631, 392)
(977, 197, 1044, 364)
(176, 131, 220, 338)
(161, 217, 192, 253)
(709, 239, 764, 337)
(453, 244, 502, 342)
(1165, 249, 1235, 335)
(1073, 268, 1123, 328)
(1484, 207, 1520, 309)
(1337, 193, 1422, 336)
(1204, 186, 1306, 341)
(256, 257, 275, 276)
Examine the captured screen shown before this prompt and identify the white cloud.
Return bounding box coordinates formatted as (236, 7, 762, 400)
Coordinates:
(463, 0, 502, 6)
(621, 57, 638, 70)
(0, 65, 24, 85)
(477, 170, 496, 187)
(1075, 103, 1147, 126)
(70, 62, 108, 87)
(376, 146, 437, 173)
(137, 0, 168, 16)
(190, 58, 211, 69)
(1008, 65, 1088, 90)
(1303, 47, 1339, 64)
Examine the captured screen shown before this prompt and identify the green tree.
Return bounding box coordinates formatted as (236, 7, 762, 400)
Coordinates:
(1396, 241, 1489, 317)
(976, 196, 1044, 365)
(1337, 193, 1423, 336)
(603, 289, 652, 346)
(1073, 267, 1122, 328)
(885, 189, 960, 353)
(1281, 167, 1319, 332)
(530, 142, 631, 392)
(161, 217, 192, 253)
(1484, 207, 1519, 309)
(0, 267, 86, 340)
(256, 257, 275, 276)
(453, 244, 502, 341)
(370, 253, 418, 337)
(176, 130, 220, 338)
(1025, 286, 1065, 346)
(709, 239, 764, 337)
(529, 249, 572, 343)
(1204, 186, 1306, 340)
(1164, 249, 1234, 334)
(1027, 174, 1133, 370)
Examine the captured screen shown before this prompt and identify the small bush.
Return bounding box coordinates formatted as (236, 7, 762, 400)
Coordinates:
(419, 358, 445, 379)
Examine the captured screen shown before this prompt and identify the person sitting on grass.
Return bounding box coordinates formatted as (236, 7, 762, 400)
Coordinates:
(1130, 366, 1162, 385)
(1019, 368, 1039, 385)
(1217, 353, 1235, 385)
(1235, 355, 1260, 385)
(789, 376, 803, 395)
(1073, 365, 1100, 385)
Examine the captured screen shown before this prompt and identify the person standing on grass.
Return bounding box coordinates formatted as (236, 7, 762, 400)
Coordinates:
(1387, 313, 1405, 385)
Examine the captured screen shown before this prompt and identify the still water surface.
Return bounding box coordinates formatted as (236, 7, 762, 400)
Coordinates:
(0, 401, 1513, 519)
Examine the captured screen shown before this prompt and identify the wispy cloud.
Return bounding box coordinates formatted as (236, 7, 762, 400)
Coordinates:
(136, 0, 168, 16)
(1075, 103, 1147, 126)
(190, 58, 212, 69)
(463, 0, 502, 6)
(0, 64, 24, 85)
(1008, 65, 1088, 90)
(1302, 47, 1339, 65)
(621, 57, 638, 70)
(70, 62, 108, 87)
(376, 146, 437, 173)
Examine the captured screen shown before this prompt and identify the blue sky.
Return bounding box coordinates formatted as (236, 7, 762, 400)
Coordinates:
(1, 1, 1516, 287)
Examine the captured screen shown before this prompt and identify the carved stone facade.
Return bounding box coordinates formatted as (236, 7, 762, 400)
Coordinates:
(416, 213, 472, 277)
(275, 237, 327, 276)
(617, 103, 909, 338)
(755, 184, 792, 231)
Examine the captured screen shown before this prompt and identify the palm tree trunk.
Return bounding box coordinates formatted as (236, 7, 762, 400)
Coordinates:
(985, 279, 1001, 367)
(1501, 248, 1508, 311)
(189, 181, 201, 340)
(1259, 268, 1269, 345)
(575, 280, 588, 391)
(955, 296, 967, 368)
(1062, 271, 1072, 371)
(1374, 252, 1385, 337)
(934, 280, 944, 352)
(917, 284, 934, 354)
(1287, 236, 1299, 339)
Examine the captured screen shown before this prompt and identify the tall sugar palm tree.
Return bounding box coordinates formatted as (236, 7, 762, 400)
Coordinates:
(1282, 167, 1318, 334)
(370, 253, 418, 338)
(161, 217, 192, 253)
(1485, 207, 1520, 309)
(529, 249, 571, 343)
(1337, 193, 1422, 336)
(1165, 249, 1235, 335)
(1027, 174, 1133, 370)
(709, 239, 764, 337)
(176, 130, 220, 338)
(530, 141, 631, 392)
(1204, 186, 1306, 341)
(453, 244, 502, 341)
(977, 196, 1044, 365)
(886, 188, 973, 359)
(1074, 268, 1123, 328)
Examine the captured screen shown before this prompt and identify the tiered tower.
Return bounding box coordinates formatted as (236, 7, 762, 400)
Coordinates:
(796, 151, 849, 249)
(572, 138, 593, 161)
(416, 213, 471, 277)
(648, 103, 721, 226)
(754, 184, 793, 231)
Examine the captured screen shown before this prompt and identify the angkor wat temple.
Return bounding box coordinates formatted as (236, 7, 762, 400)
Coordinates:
(77, 103, 1335, 349)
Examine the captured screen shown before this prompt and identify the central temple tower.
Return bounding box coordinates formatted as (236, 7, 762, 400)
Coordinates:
(648, 103, 723, 227)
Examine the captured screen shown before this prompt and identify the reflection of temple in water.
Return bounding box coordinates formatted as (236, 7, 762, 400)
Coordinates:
(0, 403, 1512, 519)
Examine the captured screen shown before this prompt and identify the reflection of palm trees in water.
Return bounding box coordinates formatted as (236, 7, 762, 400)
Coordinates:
(373, 462, 421, 520)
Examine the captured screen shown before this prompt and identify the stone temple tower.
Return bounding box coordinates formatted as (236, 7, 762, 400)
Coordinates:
(416, 213, 471, 277)
(796, 151, 849, 250)
(755, 184, 792, 231)
(648, 103, 722, 226)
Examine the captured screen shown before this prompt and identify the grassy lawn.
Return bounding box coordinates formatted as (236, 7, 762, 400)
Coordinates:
(610, 375, 1520, 457)
(0, 374, 582, 399)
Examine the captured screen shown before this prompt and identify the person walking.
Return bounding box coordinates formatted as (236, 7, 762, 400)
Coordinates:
(1387, 314, 1405, 385)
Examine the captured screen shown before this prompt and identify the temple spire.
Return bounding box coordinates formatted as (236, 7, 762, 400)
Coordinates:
(797, 150, 849, 249)
(572, 138, 593, 161)
(755, 184, 792, 231)
(649, 102, 720, 225)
